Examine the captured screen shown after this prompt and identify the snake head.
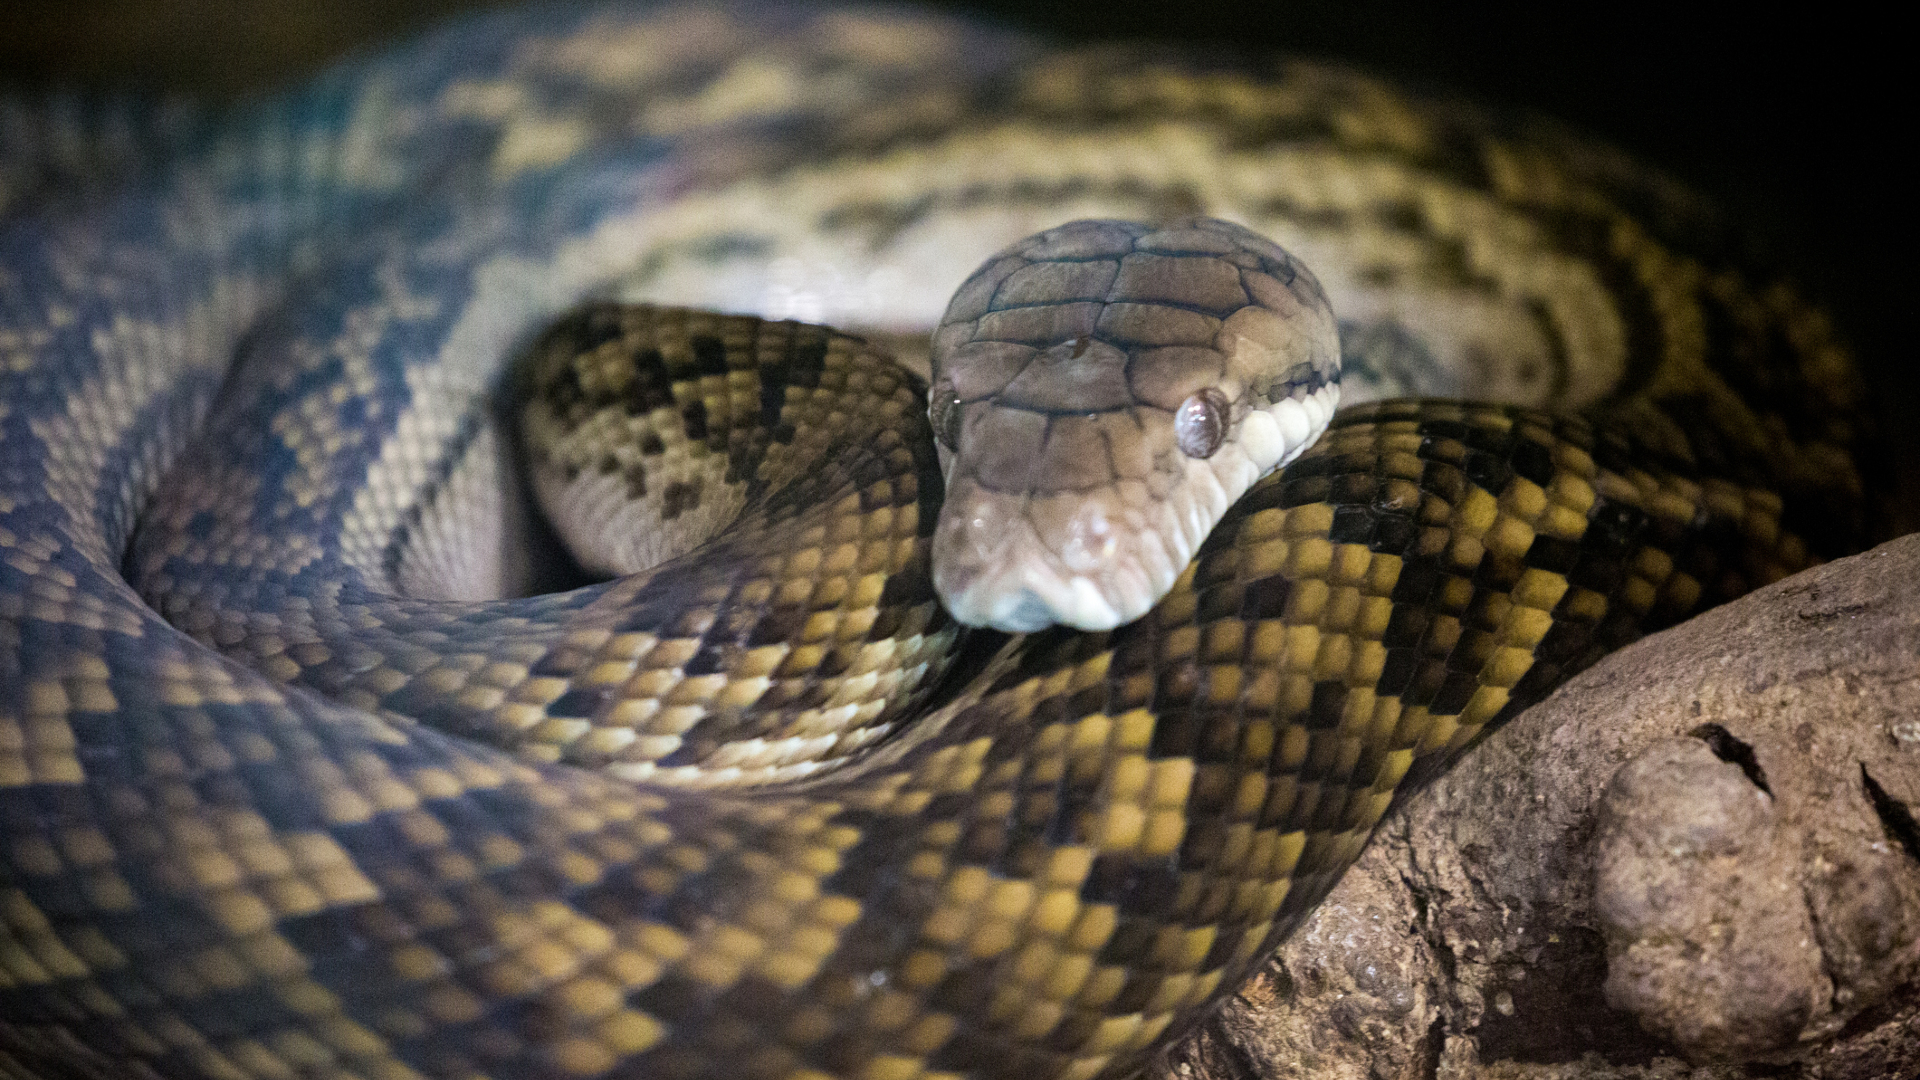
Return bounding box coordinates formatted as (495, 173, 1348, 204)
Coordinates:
(928, 217, 1342, 632)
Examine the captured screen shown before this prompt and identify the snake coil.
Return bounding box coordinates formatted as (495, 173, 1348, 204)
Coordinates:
(0, 3, 1876, 1079)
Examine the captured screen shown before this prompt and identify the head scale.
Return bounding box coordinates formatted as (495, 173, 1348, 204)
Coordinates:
(928, 217, 1342, 632)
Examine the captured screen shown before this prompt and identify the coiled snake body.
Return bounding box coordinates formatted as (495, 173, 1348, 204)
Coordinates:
(0, 4, 1875, 1079)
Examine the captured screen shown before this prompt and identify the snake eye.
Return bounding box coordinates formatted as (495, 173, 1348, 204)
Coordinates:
(930, 381, 963, 451)
(1174, 387, 1230, 459)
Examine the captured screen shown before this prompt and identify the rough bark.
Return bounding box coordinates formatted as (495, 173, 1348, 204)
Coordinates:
(1160, 535, 1920, 1080)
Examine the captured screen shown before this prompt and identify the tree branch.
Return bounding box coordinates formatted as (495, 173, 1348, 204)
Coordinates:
(1162, 535, 1920, 1080)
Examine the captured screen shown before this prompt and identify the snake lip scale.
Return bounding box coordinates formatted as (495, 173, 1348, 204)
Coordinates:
(0, 3, 1879, 1080)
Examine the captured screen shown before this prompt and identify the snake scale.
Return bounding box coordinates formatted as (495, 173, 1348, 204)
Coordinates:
(0, 3, 1880, 1079)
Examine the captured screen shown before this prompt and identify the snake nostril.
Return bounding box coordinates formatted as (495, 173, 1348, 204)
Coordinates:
(933, 553, 978, 596)
(1060, 502, 1117, 572)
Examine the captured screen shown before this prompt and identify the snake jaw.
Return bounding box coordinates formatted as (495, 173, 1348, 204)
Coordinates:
(931, 476, 1142, 632)
(932, 439, 1225, 632)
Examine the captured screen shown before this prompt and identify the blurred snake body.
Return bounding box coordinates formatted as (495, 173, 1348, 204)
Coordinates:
(0, 4, 1875, 1079)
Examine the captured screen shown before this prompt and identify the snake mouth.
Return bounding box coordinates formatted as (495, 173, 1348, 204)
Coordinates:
(931, 474, 1201, 632)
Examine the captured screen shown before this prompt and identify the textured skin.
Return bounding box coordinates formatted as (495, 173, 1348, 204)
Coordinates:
(0, 3, 1878, 1080)
(928, 218, 1343, 633)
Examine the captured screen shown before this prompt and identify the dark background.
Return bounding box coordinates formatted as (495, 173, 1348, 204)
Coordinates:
(5, 0, 1911, 526)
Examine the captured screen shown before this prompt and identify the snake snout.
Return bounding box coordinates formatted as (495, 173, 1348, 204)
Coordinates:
(931, 475, 1167, 632)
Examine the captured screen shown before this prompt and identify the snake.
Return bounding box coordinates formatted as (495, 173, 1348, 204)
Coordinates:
(0, 3, 1881, 1079)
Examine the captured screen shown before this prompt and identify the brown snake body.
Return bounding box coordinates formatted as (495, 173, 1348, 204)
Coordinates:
(0, 3, 1877, 1078)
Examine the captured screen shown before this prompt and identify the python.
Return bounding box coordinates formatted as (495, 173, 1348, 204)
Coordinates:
(0, 3, 1874, 1078)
